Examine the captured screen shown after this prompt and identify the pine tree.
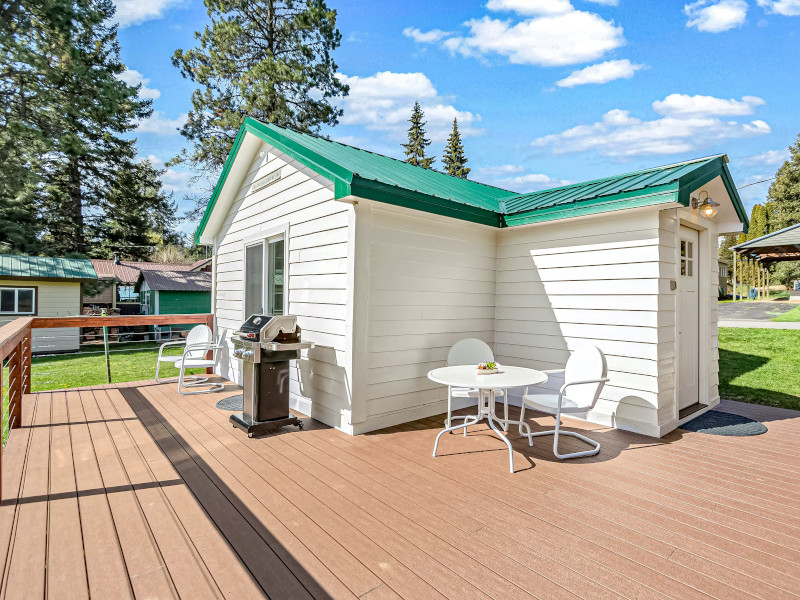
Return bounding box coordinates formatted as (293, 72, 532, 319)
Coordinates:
(403, 102, 434, 169)
(718, 233, 737, 263)
(442, 118, 470, 179)
(748, 204, 768, 240)
(767, 134, 800, 231)
(172, 0, 348, 183)
(89, 159, 180, 261)
(37, 0, 151, 255)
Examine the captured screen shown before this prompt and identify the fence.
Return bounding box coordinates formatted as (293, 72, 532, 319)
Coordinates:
(0, 313, 214, 502)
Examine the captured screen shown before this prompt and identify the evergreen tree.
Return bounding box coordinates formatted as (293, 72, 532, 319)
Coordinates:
(172, 0, 348, 182)
(767, 134, 800, 231)
(403, 101, 434, 169)
(718, 233, 737, 263)
(38, 0, 151, 255)
(89, 159, 180, 261)
(442, 118, 470, 179)
(748, 204, 768, 240)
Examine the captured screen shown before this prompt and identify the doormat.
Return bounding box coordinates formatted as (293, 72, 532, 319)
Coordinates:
(681, 410, 767, 436)
(216, 394, 243, 411)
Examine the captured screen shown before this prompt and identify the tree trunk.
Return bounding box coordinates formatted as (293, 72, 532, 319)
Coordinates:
(68, 157, 84, 253)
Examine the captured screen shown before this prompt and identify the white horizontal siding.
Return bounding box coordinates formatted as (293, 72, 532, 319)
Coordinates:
(494, 210, 672, 436)
(355, 203, 497, 432)
(212, 143, 353, 429)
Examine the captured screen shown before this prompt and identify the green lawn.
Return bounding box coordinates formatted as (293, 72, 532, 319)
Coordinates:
(29, 342, 205, 392)
(719, 328, 800, 410)
(772, 304, 800, 322)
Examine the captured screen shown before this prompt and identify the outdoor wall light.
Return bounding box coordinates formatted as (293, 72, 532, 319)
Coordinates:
(691, 191, 720, 218)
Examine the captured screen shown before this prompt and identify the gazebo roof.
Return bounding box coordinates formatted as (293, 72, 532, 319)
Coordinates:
(732, 222, 800, 263)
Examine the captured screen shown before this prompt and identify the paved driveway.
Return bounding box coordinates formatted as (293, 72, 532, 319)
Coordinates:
(719, 301, 796, 321)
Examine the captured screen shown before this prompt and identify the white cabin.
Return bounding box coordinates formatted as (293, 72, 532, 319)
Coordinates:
(197, 119, 748, 437)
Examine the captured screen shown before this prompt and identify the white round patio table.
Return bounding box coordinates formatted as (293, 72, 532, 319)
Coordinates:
(428, 365, 548, 473)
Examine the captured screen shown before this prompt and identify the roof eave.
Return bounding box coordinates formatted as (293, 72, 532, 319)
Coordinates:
(676, 155, 749, 233)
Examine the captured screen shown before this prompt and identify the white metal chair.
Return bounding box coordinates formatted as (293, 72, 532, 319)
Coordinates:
(156, 324, 224, 394)
(519, 345, 609, 459)
(445, 338, 505, 434)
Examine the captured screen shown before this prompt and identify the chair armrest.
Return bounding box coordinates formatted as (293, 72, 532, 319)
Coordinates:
(560, 378, 610, 394)
(158, 340, 186, 358)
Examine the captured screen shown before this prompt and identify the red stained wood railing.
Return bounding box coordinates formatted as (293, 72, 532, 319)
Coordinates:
(0, 313, 215, 501)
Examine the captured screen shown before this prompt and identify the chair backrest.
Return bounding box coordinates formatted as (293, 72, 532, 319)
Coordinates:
(564, 345, 608, 409)
(447, 338, 494, 366)
(185, 324, 213, 359)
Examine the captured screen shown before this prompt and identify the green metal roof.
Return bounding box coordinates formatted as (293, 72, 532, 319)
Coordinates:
(502, 155, 749, 229)
(195, 120, 749, 242)
(0, 255, 98, 281)
(194, 118, 513, 241)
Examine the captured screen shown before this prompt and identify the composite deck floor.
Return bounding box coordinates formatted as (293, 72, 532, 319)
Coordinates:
(1, 380, 799, 600)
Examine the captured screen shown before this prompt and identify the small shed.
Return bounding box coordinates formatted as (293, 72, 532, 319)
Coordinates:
(136, 269, 211, 317)
(0, 255, 97, 353)
(195, 118, 748, 437)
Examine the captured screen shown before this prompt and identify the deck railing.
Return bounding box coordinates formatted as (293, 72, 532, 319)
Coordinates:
(0, 313, 214, 501)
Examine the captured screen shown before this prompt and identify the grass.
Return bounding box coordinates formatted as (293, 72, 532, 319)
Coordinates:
(719, 328, 800, 410)
(772, 304, 800, 322)
(29, 341, 205, 392)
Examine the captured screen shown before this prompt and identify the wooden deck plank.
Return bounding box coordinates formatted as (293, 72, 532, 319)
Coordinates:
(3, 391, 51, 599)
(46, 391, 89, 600)
(101, 385, 266, 600)
(65, 390, 134, 600)
(133, 381, 406, 600)
(118, 383, 323, 600)
(79, 388, 179, 600)
(3, 380, 800, 600)
(89, 388, 223, 600)
(0, 391, 36, 588)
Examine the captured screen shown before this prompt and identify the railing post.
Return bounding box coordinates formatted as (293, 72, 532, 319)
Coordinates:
(205, 314, 215, 375)
(8, 341, 21, 431)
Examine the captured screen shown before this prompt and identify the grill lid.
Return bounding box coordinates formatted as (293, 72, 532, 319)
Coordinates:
(235, 314, 298, 342)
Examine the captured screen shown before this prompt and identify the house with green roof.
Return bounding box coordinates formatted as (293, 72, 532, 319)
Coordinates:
(0, 255, 97, 353)
(196, 118, 748, 438)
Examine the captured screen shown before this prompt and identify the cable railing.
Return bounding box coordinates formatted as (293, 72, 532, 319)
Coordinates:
(0, 313, 214, 502)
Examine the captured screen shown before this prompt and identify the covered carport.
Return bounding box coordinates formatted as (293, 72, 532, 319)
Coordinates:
(731, 222, 800, 300)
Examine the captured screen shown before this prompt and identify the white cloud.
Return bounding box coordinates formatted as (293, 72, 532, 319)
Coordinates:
(532, 94, 771, 158)
(117, 69, 160, 99)
(556, 59, 645, 87)
(442, 11, 624, 66)
(652, 93, 765, 117)
(757, 0, 800, 15)
(136, 111, 188, 135)
(684, 0, 748, 32)
(336, 71, 482, 143)
(741, 149, 790, 166)
(485, 0, 574, 15)
(585, 0, 619, 4)
(497, 172, 573, 192)
(402, 27, 452, 43)
(142, 155, 193, 195)
(114, 0, 184, 27)
(473, 165, 525, 177)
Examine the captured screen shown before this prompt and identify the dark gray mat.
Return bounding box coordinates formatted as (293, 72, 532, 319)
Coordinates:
(681, 410, 767, 436)
(216, 394, 243, 411)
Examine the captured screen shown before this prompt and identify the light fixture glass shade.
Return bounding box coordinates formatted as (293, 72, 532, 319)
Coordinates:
(702, 205, 718, 218)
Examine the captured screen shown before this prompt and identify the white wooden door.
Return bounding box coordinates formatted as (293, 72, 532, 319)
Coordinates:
(678, 226, 700, 410)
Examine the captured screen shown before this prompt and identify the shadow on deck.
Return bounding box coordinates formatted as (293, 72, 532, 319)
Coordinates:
(1, 379, 799, 600)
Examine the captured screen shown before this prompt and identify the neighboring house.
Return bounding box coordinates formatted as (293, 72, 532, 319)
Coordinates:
(136, 270, 211, 337)
(718, 260, 731, 297)
(0, 255, 97, 353)
(195, 118, 749, 437)
(86, 256, 211, 314)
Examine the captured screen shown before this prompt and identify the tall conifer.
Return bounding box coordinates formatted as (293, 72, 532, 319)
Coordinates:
(442, 118, 470, 179)
(403, 102, 434, 169)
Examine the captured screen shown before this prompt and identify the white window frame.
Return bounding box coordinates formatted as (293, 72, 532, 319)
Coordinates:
(242, 224, 289, 320)
(0, 287, 36, 315)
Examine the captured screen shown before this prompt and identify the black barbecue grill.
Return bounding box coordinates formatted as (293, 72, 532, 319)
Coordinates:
(230, 314, 314, 437)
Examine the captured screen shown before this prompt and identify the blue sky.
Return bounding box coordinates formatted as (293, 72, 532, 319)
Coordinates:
(116, 0, 800, 234)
